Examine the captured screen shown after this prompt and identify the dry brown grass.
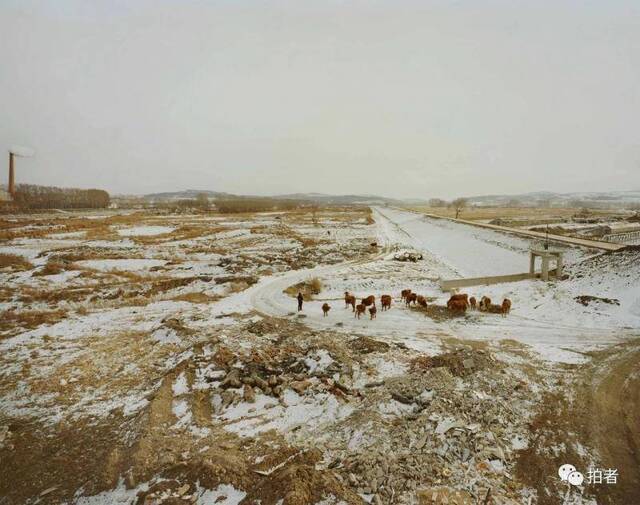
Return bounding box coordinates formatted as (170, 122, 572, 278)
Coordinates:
(130, 224, 223, 245)
(365, 208, 375, 225)
(410, 303, 468, 321)
(104, 269, 149, 282)
(17, 275, 201, 307)
(227, 281, 250, 294)
(284, 277, 322, 299)
(0, 287, 16, 303)
(0, 212, 153, 241)
(0, 253, 34, 271)
(0, 309, 68, 337)
(18, 286, 96, 305)
(171, 292, 220, 304)
(32, 259, 65, 276)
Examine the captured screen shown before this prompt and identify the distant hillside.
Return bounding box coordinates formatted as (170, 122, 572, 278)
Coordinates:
(143, 190, 235, 201)
(274, 192, 407, 205)
(121, 188, 640, 208)
(135, 190, 410, 206)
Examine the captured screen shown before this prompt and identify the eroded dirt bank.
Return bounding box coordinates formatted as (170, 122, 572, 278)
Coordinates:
(516, 339, 640, 505)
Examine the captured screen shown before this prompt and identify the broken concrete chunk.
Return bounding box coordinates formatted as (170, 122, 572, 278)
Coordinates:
(435, 417, 465, 435)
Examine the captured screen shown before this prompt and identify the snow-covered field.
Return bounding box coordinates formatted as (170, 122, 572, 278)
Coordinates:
(243, 207, 638, 364)
(1, 206, 638, 504)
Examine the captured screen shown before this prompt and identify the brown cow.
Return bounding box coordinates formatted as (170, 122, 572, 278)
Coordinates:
(501, 298, 512, 317)
(469, 296, 477, 310)
(405, 293, 418, 306)
(355, 304, 366, 319)
(448, 293, 469, 304)
(369, 306, 377, 319)
(479, 296, 491, 311)
(381, 295, 392, 311)
(417, 295, 428, 308)
(447, 294, 469, 310)
(322, 303, 331, 317)
(448, 299, 467, 313)
(361, 295, 376, 308)
(401, 289, 412, 301)
(344, 291, 356, 311)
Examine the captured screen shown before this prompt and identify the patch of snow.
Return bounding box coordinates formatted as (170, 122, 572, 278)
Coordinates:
(173, 372, 189, 395)
(74, 478, 149, 504)
(117, 226, 175, 237)
(304, 349, 334, 373)
(76, 259, 166, 271)
(220, 389, 354, 438)
(196, 483, 246, 505)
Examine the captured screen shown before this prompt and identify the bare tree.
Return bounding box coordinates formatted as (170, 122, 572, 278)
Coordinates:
(450, 198, 468, 219)
(195, 193, 210, 209)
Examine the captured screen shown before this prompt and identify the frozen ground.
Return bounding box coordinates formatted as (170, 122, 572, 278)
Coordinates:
(0, 206, 638, 505)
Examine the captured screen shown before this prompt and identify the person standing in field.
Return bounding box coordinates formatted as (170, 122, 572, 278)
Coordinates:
(297, 292, 304, 311)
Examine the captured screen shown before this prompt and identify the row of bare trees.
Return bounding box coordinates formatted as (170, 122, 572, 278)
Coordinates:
(215, 197, 305, 213)
(429, 197, 468, 218)
(14, 184, 110, 209)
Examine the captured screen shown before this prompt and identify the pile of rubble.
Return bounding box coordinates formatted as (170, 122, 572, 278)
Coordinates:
(391, 250, 424, 262)
(186, 318, 540, 504)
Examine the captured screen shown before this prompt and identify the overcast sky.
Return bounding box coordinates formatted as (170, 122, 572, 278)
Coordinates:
(1, 1, 639, 199)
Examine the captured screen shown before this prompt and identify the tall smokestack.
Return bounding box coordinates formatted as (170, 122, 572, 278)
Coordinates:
(7, 146, 35, 198)
(8, 153, 15, 196)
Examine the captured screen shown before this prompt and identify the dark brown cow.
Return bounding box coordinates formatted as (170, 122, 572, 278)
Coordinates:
(369, 306, 377, 319)
(401, 289, 412, 301)
(355, 304, 366, 319)
(380, 295, 392, 311)
(469, 296, 477, 310)
(361, 295, 376, 308)
(322, 303, 331, 317)
(501, 298, 512, 317)
(448, 299, 467, 313)
(417, 295, 428, 308)
(405, 292, 418, 306)
(344, 291, 356, 311)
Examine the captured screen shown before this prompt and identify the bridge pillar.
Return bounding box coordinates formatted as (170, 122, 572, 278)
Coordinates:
(541, 257, 549, 281)
(529, 252, 536, 275)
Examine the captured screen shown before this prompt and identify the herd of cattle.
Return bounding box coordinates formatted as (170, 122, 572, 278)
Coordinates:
(320, 290, 512, 320)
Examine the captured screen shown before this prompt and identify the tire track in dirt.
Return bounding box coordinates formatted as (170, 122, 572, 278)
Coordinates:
(581, 340, 640, 504)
